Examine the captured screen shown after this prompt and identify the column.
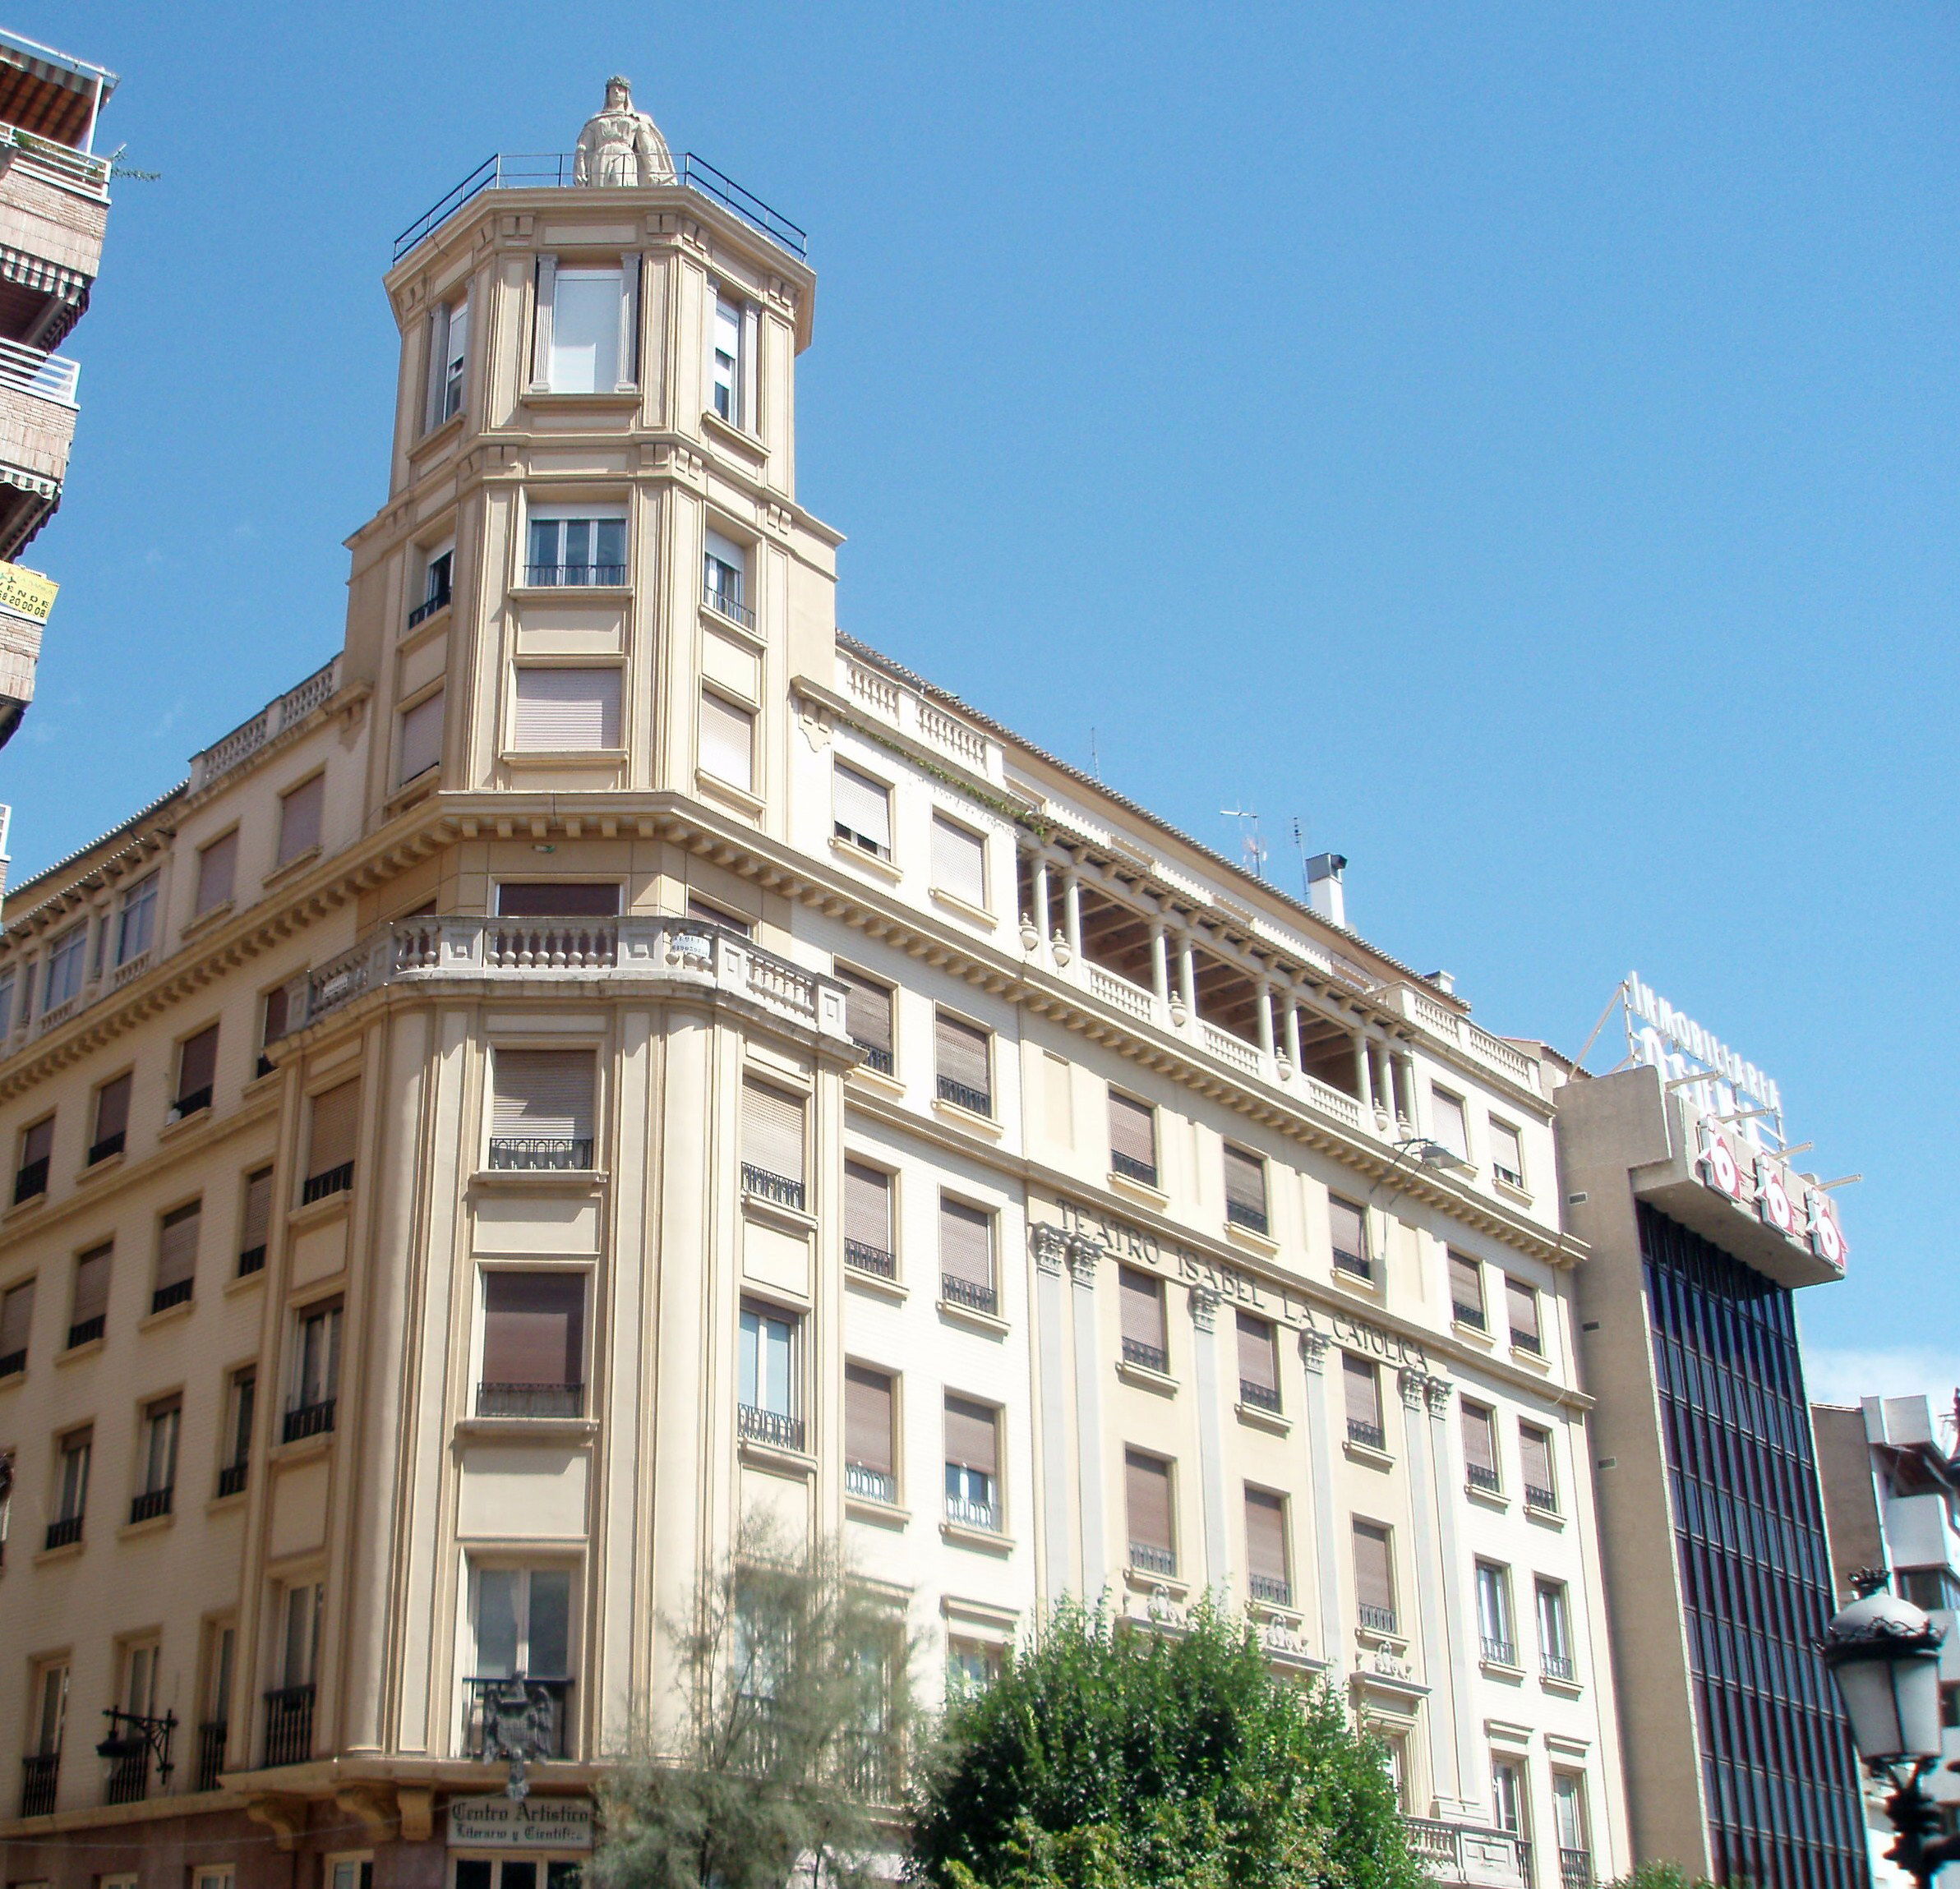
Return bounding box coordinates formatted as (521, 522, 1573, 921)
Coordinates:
(1032, 853, 1052, 949)
(1284, 996, 1303, 1071)
(1031, 1224, 1076, 1600)
(1299, 1328, 1343, 1671)
(1400, 1367, 1465, 1810)
(1067, 1235, 1106, 1590)
(1424, 1375, 1482, 1818)
(1177, 928, 1197, 1020)
(1149, 919, 1170, 1012)
(1063, 866, 1084, 964)
(1397, 1052, 1421, 1134)
(1188, 1285, 1229, 1592)
(1355, 1032, 1375, 1114)
(1255, 978, 1275, 1058)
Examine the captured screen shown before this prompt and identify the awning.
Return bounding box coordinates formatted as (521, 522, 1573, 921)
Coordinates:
(0, 30, 116, 150)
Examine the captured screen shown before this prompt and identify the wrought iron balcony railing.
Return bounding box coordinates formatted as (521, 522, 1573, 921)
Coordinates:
(936, 1075, 992, 1117)
(489, 1136, 593, 1172)
(217, 1461, 248, 1498)
(67, 1314, 104, 1349)
(855, 1042, 894, 1076)
(846, 1462, 896, 1504)
(945, 1493, 999, 1532)
(1524, 1484, 1558, 1514)
(1110, 1151, 1158, 1186)
(703, 581, 755, 629)
(477, 1381, 583, 1419)
(1129, 1541, 1177, 1578)
(302, 1160, 353, 1205)
(151, 1279, 193, 1315)
(1358, 1604, 1397, 1633)
(44, 1514, 81, 1550)
(741, 1163, 806, 1211)
(1466, 1463, 1501, 1493)
(261, 1685, 314, 1767)
(1348, 1420, 1386, 1452)
(237, 1244, 266, 1278)
(941, 1274, 997, 1317)
(171, 1085, 212, 1120)
(0, 1345, 23, 1378)
(88, 1131, 124, 1165)
(129, 1486, 173, 1525)
(195, 1721, 228, 1791)
(19, 1751, 58, 1817)
(1238, 1379, 1282, 1413)
(845, 1240, 896, 1281)
(1121, 1337, 1169, 1374)
(283, 1398, 336, 1443)
(1560, 1848, 1594, 1889)
(1542, 1652, 1577, 1683)
(737, 1403, 805, 1453)
(1247, 1573, 1292, 1606)
(13, 1154, 47, 1202)
(1226, 1199, 1270, 1236)
(523, 562, 626, 587)
(408, 586, 451, 629)
(1334, 1246, 1372, 1281)
(1481, 1635, 1516, 1667)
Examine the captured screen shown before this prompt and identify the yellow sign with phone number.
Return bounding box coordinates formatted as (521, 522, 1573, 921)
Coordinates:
(0, 561, 57, 624)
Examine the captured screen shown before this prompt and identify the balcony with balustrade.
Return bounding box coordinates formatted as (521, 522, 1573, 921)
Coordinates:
(1405, 1818, 1533, 1889)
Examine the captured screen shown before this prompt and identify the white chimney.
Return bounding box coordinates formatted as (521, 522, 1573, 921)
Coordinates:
(1426, 970, 1456, 997)
(1305, 852, 1346, 928)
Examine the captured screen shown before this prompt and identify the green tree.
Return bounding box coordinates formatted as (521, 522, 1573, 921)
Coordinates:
(910, 1598, 1425, 1889)
(597, 1528, 914, 1889)
(1603, 1867, 1726, 1889)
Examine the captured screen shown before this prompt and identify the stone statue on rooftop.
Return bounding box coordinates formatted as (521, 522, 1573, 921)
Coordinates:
(574, 76, 675, 187)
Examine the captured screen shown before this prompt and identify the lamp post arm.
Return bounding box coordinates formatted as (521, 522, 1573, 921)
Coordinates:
(1884, 1764, 1960, 1888)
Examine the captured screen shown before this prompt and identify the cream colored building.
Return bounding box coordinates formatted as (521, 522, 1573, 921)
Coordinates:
(0, 94, 1627, 1889)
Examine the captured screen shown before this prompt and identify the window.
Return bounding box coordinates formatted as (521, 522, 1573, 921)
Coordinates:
(427, 293, 469, 427)
(0, 1448, 12, 1561)
(699, 689, 755, 791)
(1552, 1772, 1591, 1873)
(1353, 1520, 1395, 1632)
(288, 1301, 342, 1439)
(195, 832, 238, 916)
(470, 1564, 574, 1761)
(837, 965, 894, 1073)
(0, 970, 15, 1036)
(845, 1363, 897, 1504)
(930, 815, 987, 909)
(69, 1242, 110, 1348)
(740, 1079, 805, 1209)
(1448, 1251, 1485, 1329)
(934, 1010, 992, 1116)
(1244, 1486, 1290, 1606)
(153, 1200, 201, 1312)
(399, 689, 445, 783)
(1344, 1353, 1385, 1450)
(412, 542, 454, 626)
(219, 1367, 255, 1495)
(1329, 1195, 1369, 1278)
(116, 875, 158, 965)
(15, 1113, 52, 1202)
(277, 775, 325, 868)
(491, 1049, 596, 1170)
(1109, 1090, 1157, 1187)
(944, 1395, 1000, 1530)
(514, 666, 622, 749)
(1125, 1449, 1176, 1576)
(50, 1426, 90, 1547)
(1223, 1145, 1268, 1235)
(1519, 1423, 1557, 1513)
(938, 1195, 996, 1316)
(1506, 1276, 1543, 1355)
(1378, 1729, 1410, 1809)
(480, 1272, 585, 1417)
(1492, 1757, 1528, 1836)
(1537, 1578, 1575, 1680)
(238, 1167, 274, 1275)
(843, 1161, 895, 1279)
(304, 1080, 360, 1200)
(1476, 1562, 1515, 1665)
(685, 896, 749, 936)
(1431, 1088, 1469, 1163)
(738, 1302, 800, 1449)
(542, 259, 633, 393)
(1236, 1311, 1280, 1412)
(947, 1638, 1002, 1699)
(1899, 1568, 1960, 1613)
(25, 1658, 67, 1815)
(1118, 1266, 1169, 1373)
(525, 512, 627, 587)
(270, 1580, 323, 1763)
(496, 881, 620, 918)
(175, 1023, 219, 1117)
(832, 763, 892, 859)
(1461, 1401, 1501, 1493)
(1943, 1683, 1960, 1731)
(703, 529, 752, 627)
(1491, 1118, 1526, 1190)
(90, 1072, 131, 1163)
(711, 294, 744, 423)
(42, 923, 85, 1011)
(134, 1398, 180, 1522)
(0, 1275, 31, 1375)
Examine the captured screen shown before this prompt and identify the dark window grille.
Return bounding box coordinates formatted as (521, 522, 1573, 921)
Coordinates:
(846, 1463, 896, 1504)
(1128, 1541, 1177, 1577)
(255, 1054, 276, 1080)
(88, 1133, 124, 1166)
(150, 1279, 193, 1315)
(526, 562, 625, 587)
(1559, 1850, 1594, 1889)
(1238, 1379, 1282, 1413)
(1111, 1151, 1158, 1186)
(1226, 1199, 1269, 1235)
(940, 1274, 998, 1317)
(1333, 1246, 1372, 1280)
(936, 1075, 992, 1117)
(301, 1161, 353, 1205)
(261, 1685, 314, 1767)
(1247, 1573, 1291, 1606)
(703, 581, 756, 629)
(67, 1315, 104, 1349)
(1121, 1337, 1169, 1374)
(1481, 1636, 1516, 1666)
(283, 1399, 336, 1444)
(236, 1245, 267, 1278)
(945, 1493, 998, 1532)
(1466, 1463, 1501, 1493)
(13, 1155, 48, 1203)
(1358, 1603, 1397, 1633)
(1524, 1483, 1558, 1514)
(741, 1164, 806, 1211)
(195, 1721, 228, 1791)
(20, 1751, 58, 1817)
(1542, 1652, 1577, 1682)
(1511, 1325, 1543, 1356)
(129, 1487, 173, 1525)
(737, 1403, 805, 1453)
(172, 1085, 213, 1120)
(845, 1241, 896, 1280)
(217, 1462, 248, 1498)
(0, 1346, 24, 1379)
(1453, 1297, 1486, 1329)
(1347, 1419, 1386, 1451)
(408, 585, 451, 629)
(489, 1136, 593, 1171)
(477, 1382, 584, 1419)
(44, 1515, 82, 1550)
(463, 1676, 573, 1760)
(855, 1042, 894, 1076)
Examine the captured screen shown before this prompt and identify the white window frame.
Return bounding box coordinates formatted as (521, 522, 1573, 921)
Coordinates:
(115, 875, 158, 966)
(532, 254, 640, 395)
(522, 502, 629, 590)
(707, 288, 758, 431)
(739, 1300, 799, 1420)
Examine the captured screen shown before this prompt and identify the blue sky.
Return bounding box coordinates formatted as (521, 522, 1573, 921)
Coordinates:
(7, 2, 1955, 1400)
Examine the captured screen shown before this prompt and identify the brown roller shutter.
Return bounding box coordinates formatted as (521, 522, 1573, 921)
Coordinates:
(492, 1051, 595, 1143)
(943, 1396, 998, 1475)
(1506, 1277, 1541, 1350)
(71, 1244, 112, 1325)
(307, 1082, 361, 1177)
(938, 1197, 993, 1290)
(1520, 1425, 1554, 1498)
(741, 1080, 805, 1185)
(845, 1163, 892, 1251)
(1245, 1487, 1287, 1582)
(1343, 1354, 1381, 1429)
(1449, 1252, 1485, 1325)
(1223, 1145, 1266, 1217)
(0, 1278, 33, 1354)
(845, 1366, 893, 1476)
(1329, 1196, 1367, 1265)
(1109, 1092, 1155, 1167)
(934, 1012, 990, 1097)
(154, 1203, 201, 1292)
(278, 776, 325, 867)
(178, 1025, 219, 1102)
(1118, 1267, 1165, 1349)
(21, 1117, 52, 1166)
(496, 882, 620, 917)
(1462, 1403, 1498, 1477)
(1353, 1521, 1395, 1614)
(837, 968, 893, 1057)
(482, 1273, 583, 1385)
(1125, 1449, 1174, 1552)
(1236, 1312, 1277, 1394)
(94, 1075, 131, 1145)
(241, 1168, 274, 1251)
(195, 833, 238, 915)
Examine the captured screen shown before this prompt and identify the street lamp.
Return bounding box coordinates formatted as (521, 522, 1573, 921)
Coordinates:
(1823, 1569, 1960, 1887)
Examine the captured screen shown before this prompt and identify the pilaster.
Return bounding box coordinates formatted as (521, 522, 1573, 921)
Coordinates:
(1188, 1284, 1229, 1590)
(1300, 1326, 1342, 1670)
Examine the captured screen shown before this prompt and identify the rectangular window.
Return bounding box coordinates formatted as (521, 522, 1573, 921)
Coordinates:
(473, 1564, 574, 1705)
(934, 1009, 992, 1116)
(1353, 1520, 1395, 1631)
(239, 1166, 274, 1275)
(699, 689, 755, 791)
(1449, 1251, 1485, 1329)
(69, 1242, 111, 1348)
(837, 965, 894, 1073)
(944, 1394, 999, 1528)
(1118, 1265, 1169, 1373)
(1520, 1424, 1557, 1513)
(195, 832, 238, 916)
(305, 1080, 360, 1198)
(281, 1580, 324, 1689)
(1431, 1088, 1469, 1162)
(548, 264, 626, 392)
(496, 882, 621, 918)
(54, 1426, 90, 1525)
(947, 1638, 1002, 1699)
(1223, 1145, 1268, 1235)
(1108, 1090, 1157, 1187)
(153, 1200, 201, 1311)
(30, 1658, 68, 1763)
(1461, 1401, 1500, 1492)
(1344, 1353, 1385, 1449)
(430, 293, 469, 426)
(413, 543, 455, 629)
(277, 775, 325, 868)
(711, 295, 743, 423)
(832, 763, 892, 859)
(844, 1161, 895, 1279)
(289, 1302, 342, 1435)
(480, 1272, 585, 1417)
(938, 1195, 996, 1315)
(15, 1113, 52, 1202)
(490, 1049, 596, 1170)
(261, 985, 290, 1062)
(930, 815, 987, 909)
(90, 1072, 131, 1163)
(116, 875, 158, 965)
(1244, 1486, 1289, 1605)
(42, 923, 85, 1011)
(220, 1367, 256, 1495)
(175, 1023, 219, 1116)
(526, 513, 627, 587)
(1537, 1578, 1575, 1680)
(1329, 1196, 1369, 1277)
(0, 1275, 32, 1374)
(1476, 1562, 1515, 1664)
(137, 1398, 180, 1508)
(740, 1079, 806, 1209)
(514, 666, 621, 749)
(1552, 1772, 1590, 1868)
(0, 970, 15, 1035)
(1492, 1757, 1527, 1836)
(399, 689, 445, 783)
(1124, 1449, 1175, 1575)
(703, 529, 752, 627)
(1236, 1311, 1280, 1412)
(1491, 1118, 1526, 1189)
(738, 1301, 798, 1426)
(845, 1363, 896, 1504)
(1506, 1276, 1542, 1355)
(685, 896, 749, 936)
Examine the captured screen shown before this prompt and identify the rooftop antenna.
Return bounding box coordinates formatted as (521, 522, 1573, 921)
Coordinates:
(1090, 727, 1100, 781)
(1290, 818, 1308, 901)
(1221, 807, 1266, 880)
